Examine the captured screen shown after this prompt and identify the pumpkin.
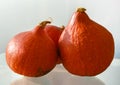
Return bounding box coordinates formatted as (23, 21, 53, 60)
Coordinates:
(44, 25, 64, 64)
(59, 8, 114, 76)
(6, 21, 58, 77)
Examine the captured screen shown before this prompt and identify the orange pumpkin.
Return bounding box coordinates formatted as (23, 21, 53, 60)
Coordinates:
(6, 21, 58, 77)
(44, 25, 64, 64)
(59, 8, 114, 76)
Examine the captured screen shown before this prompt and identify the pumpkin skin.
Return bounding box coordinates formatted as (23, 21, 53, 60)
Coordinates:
(59, 8, 114, 76)
(44, 25, 64, 48)
(44, 25, 64, 64)
(6, 21, 58, 77)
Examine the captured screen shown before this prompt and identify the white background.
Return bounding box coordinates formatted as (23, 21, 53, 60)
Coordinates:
(0, 0, 120, 58)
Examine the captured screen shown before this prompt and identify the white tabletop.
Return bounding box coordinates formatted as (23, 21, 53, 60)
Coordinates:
(0, 53, 120, 85)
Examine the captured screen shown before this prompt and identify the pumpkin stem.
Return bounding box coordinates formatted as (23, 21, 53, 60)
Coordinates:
(77, 8, 86, 12)
(39, 21, 51, 28)
(61, 25, 65, 30)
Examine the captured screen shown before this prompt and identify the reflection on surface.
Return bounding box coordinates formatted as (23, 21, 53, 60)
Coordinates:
(11, 76, 52, 85)
(63, 76, 105, 85)
(11, 68, 105, 85)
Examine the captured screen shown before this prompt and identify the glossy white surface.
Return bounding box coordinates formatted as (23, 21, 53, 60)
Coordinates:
(0, 53, 120, 85)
